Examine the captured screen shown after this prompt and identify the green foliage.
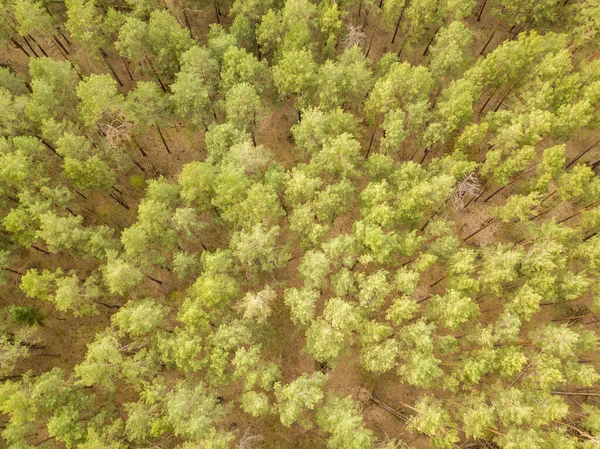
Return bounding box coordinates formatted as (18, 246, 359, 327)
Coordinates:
(317, 396, 374, 449)
(2, 6, 600, 449)
(275, 372, 326, 427)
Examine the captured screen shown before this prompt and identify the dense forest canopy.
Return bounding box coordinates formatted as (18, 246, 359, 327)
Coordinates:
(1, 0, 600, 448)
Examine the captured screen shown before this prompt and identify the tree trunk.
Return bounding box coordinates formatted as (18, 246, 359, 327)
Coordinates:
(477, 0, 489, 21)
(28, 35, 48, 57)
(22, 35, 39, 57)
(146, 275, 163, 285)
(566, 139, 600, 169)
(422, 27, 439, 56)
(213, 0, 220, 24)
(155, 124, 171, 153)
(144, 53, 166, 92)
(109, 192, 130, 210)
(391, 0, 409, 44)
(365, 118, 380, 158)
(32, 244, 50, 254)
(122, 56, 134, 81)
(182, 9, 194, 38)
(53, 35, 69, 55)
(483, 164, 538, 202)
(99, 49, 124, 87)
(479, 85, 501, 114)
(10, 37, 30, 57)
(480, 20, 501, 55)
(463, 218, 497, 241)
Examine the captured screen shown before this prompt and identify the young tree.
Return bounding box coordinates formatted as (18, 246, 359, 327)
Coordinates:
(102, 251, 143, 296)
(272, 48, 318, 108)
(224, 82, 262, 138)
(230, 224, 289, 273)
(316, 396, 374, 449)
(115, 10, 194, 86)
(275, 372, 326, 427)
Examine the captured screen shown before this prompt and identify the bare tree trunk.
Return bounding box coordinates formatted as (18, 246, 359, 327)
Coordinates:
(365, 118, 381, 158)
(32, 245, 50, 254)
(483, 164, 538, 202)
(213, 0, 221, 24)
(480, 20, 501, 55)
(53, 35, 69, 54)
(156, 124, 171, 153)
(477, 0, 489, 21)
(391, 1, 409, 44)
(479, 85, 501, 114)
(99, 49, 124, 86)
(10, 37, 30, 57)
(122, 57, 134, 81)
(22, 35, 39, 57)
(423, 27, 439, 56)
(463, 218, 497, 241)
(109, 192, 130, 210)
(28, 35, 48, 57)
(183, 9, 194, 39)
(566, 139, 600, 169)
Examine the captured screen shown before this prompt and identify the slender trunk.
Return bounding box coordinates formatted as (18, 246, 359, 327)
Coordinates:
(566, 139, 600, 169)
(144, 54, 166, 92)
(182, 9, 193, 39)
(22, 35, 39, 57)
(365, 118, 380, 158)
(213, 0, 220, 24)
(391, 1, 409, 44)
(483, 164, 538, 202)
(3, 267, 23, 275)
(132, 138, 147, 157)
(53, 35, 69, 54)
(99, 49, 123, 86)
(430, 88, 440, 111)
(40, 139, 60, 157)
(477, 0, 489, 21)
(10, 37, 30, 57)
(463, 218, 497, 241)
(479, 85, 501, 114)
(146, 275, 163, 285)
(94, 300, 121, 309)
(59, 29, 71, 45)
(422, 27, 439, 56)
(133, 159, 146, 172)
(109, 192, 130, 210)
(430, 275, 447, 288)
(28, 35, 48, 57)
(52, 36, 69, 58)
(511, 24, 523, 40)
(480, 20, 501, 55)
(155, 124, 170, 153)
(419, 148, 430, 164)
(122, 56, 134, 81)
(365, 18, 381, 58)
(32, 244, 50, 254)
(397, 39, 407, 58)
(494, 83, 517, 112)
(51, 38, 68, 60)
(74, 189, 87, 200)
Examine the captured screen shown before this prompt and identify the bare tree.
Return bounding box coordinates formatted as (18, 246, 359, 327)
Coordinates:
(452, 173, 481, 211)
(98, 108, 134, 147)
(235, 427, 263, 449)
(343, 24, 366, 49)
